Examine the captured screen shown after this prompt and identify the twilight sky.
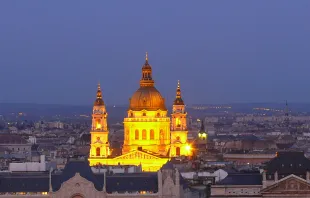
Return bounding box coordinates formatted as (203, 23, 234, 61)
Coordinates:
(0, 1, 309, 105)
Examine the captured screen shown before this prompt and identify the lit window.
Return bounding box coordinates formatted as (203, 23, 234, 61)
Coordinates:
(142, 129, 147, 140)
(135, 130, 139, 140)
(96, 147, 100, 156)
(150, 130, 154, 140)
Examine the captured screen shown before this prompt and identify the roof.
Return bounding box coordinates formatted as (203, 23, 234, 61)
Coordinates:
(265, 151, 310, 174)
(0, 134, 28, 144)
(129, 86, 167, 111)
(104, 173, 158, 193)
(217, 173, 262, 185)
(0, 173, 49, 192)
(80, 134, 91, 142)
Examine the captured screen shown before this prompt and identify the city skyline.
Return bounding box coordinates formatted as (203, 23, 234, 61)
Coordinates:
(0, 1, 309, 105)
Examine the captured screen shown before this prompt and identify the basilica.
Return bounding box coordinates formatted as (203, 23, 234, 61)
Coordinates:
(88, 53, 192, 171)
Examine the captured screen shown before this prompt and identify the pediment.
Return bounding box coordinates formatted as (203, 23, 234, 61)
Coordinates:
(113, 150, 162, 160)
(61, 173, 94, 189)
(93, 140, 103, 144)
(262, 174, 310, 194)
(172, 140, 182, 144)
(52, 173, 102, 198)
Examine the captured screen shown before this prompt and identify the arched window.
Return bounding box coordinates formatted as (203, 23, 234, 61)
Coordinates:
(96, 147, 100, 156)
(142, 129, 147, 140)
(135, 130, 139, 140)
(176, 147, 180, 156)
(150, 129, 154, 140)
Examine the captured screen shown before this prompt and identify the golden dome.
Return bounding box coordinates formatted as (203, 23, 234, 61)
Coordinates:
(129, 86, 167, 111)
(129, 52, 167, 111)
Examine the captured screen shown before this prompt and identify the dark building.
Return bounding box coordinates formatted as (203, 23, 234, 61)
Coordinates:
(0, 159, 195, 197)
(264, 151, 310, 181)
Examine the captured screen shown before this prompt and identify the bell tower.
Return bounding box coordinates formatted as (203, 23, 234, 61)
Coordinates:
(89, 83, 110, 160)
(170, 81, 190, 157)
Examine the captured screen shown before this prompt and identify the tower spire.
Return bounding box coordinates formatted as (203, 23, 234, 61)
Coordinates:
(97, 83, 102, 99)
(173, 80, 184, 105)
(94, 83, 104, 106)
(284, 100, 289, 129)
(176, 80, 181, 99)
(200, 119, 205, 132)
(145, 51, 148, 62)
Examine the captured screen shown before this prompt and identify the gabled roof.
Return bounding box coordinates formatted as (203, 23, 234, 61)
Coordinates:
(261, 174, 310, 194)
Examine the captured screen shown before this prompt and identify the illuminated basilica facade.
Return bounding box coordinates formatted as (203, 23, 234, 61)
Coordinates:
(89, 53, 192, 171)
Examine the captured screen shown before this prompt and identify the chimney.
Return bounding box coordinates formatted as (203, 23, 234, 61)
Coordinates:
(262, 170, 267, 188)
(158, 170, 163, 197)
(274, 171, 278, 182)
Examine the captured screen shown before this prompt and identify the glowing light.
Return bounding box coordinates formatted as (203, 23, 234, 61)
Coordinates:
(96, 123, 101, 129)
(198, 133, 207, 138)
(185, 145, 191, 151)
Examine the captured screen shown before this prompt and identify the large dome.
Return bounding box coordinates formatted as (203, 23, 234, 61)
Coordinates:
(129, 53, 167, 111)
(129, 86, 167, 111)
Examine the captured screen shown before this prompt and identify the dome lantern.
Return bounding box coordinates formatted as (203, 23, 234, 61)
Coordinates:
(140, 52, 155, 87)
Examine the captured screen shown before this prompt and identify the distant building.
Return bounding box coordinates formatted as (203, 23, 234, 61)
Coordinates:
(0, 134, 31, 154)
(212, 151, 310, 197)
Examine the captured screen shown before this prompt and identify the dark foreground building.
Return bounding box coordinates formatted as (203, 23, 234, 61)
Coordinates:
(0, 159, 196, 198)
